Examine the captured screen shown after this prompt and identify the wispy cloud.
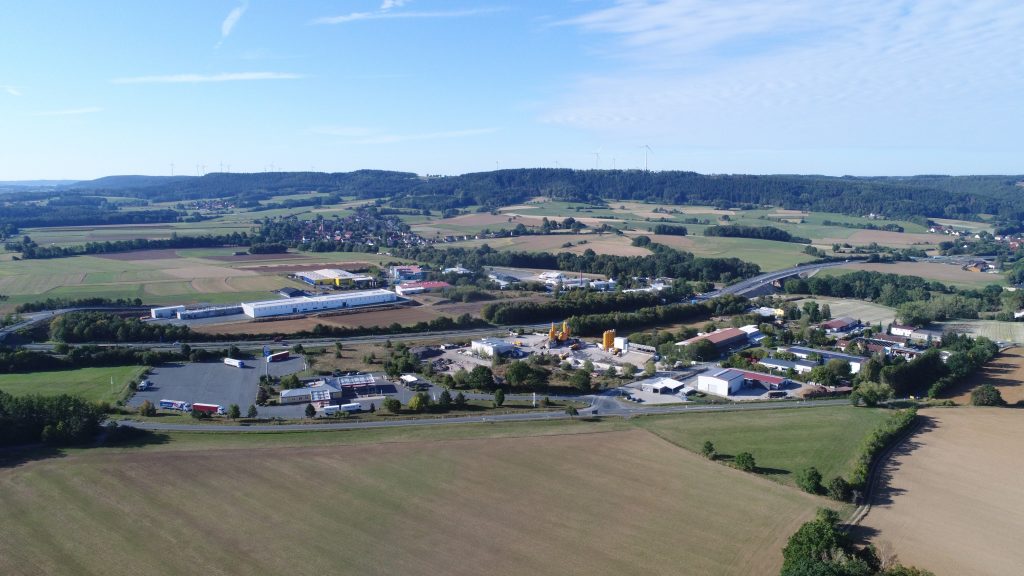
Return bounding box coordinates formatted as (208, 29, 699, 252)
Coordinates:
(545, 0, 1024, 151)
(310, 126, 496, 144)
(32, 107, 102, 117)
(1, 85, 21, 96)
(111, 72, 303, 84)
(312, 6, 503, 25)
(380, 0, 410, 10)
(216, 1, 249, 48)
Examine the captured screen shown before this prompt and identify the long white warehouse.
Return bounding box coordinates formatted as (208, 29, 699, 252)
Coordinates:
(241, 289, 397, 318)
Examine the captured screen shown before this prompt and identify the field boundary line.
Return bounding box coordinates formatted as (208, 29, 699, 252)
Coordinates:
(845, 413, 926, 527)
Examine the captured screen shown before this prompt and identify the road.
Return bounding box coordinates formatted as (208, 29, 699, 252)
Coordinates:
(117, 397, 850, 432)
(703, 260, 852, 299)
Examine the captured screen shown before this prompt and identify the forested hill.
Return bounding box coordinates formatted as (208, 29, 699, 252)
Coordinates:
(66, 169, 1024, 220)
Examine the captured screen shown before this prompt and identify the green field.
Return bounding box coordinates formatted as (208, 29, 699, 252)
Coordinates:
(0, 365, 147, 404)
(634, 406, 891, 486)
(0, 416, 827, 576)
(792, 297, 897, 327)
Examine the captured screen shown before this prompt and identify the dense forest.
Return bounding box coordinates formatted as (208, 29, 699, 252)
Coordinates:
(703, 225, 810, 244)
(59, 169, 1024, 221)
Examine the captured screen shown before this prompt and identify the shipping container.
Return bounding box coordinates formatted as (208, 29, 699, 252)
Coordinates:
(223, 358, 246, 368)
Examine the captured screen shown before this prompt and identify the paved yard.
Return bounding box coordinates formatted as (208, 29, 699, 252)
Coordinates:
(129, 356, 305, 410)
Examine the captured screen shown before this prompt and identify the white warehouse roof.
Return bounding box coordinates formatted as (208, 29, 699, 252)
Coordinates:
(241, 289, 396, 318)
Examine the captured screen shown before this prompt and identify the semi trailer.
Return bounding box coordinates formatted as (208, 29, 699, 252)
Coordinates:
(159, 399, 191, 411)
(223, 358, 246, 368)
(192, 403, 226, 415)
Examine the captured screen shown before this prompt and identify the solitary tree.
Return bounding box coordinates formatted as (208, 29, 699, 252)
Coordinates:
(493, 388, 505, 407)
(246, 404, 258, 418)
(701, 440, 716, 460)
(453, 391, 467, 409)
(565, 405, 578, 420)
(383, 397, 402, 414)
(228, 404, 241, 419)
(621, 363, 638, 379)
(643, 359, 657, 377)
(796, 466, 823, 494)
(407, 393, 429, 412)
(438, 389, 452, 410)
(304, 403, 316, 418)
(734, 452, 756, 472)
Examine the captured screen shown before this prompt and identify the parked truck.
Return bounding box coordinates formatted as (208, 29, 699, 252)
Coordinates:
(320, 403, 362, 417)
(192, 403, 226, 415)
(267, 351, 290, 363)
(223, 358, 246, 368)
(159, 399, 192, 412)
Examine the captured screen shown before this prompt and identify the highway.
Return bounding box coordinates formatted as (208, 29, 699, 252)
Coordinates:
(703, 260, 851, 299)
(116, 397, 850, 432)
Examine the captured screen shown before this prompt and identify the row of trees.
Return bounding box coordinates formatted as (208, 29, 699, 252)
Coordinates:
(703, 224, 810, 244)
(49, 312, 191, 344)
(392, 242, 761, 285)
(566, 294, 748, 337)
(481, 290, 666, 325)
(15, 296, 144, 313)
(0, 390, 104, 446)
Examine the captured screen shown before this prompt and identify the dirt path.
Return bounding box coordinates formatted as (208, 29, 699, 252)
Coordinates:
(856, 409, 1024, 575)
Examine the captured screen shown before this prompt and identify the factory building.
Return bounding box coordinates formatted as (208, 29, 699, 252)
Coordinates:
(471, 338, 515, 357)
(240, 290, 397, 319)
(294, 268, 376, 289)
(151, 305, 185, 319)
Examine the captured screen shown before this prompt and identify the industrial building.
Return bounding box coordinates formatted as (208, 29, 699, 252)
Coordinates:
(784, 346, 866, 374)
(279, 374, 378, 405)
(241, 289, 397, 319)
(151, 305, 185, 319)
(819, 316, 861, 333)
(758, 357, 817, 375)
(294, 268, 376, 289)
(176, 305, 243, 320)
(390, 265, 425, 282)
(395, 280, 451, 296)
(471, 338, 515, 357)
(697, 369, 746, 396)
(677, 327, 749, 352)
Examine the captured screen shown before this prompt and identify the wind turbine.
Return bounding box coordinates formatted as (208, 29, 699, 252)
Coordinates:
(641, 145, 652, 172)
(592, 148, 601, 170)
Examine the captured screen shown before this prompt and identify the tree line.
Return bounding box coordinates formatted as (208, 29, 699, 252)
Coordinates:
(482, 290, 667, 325)
(703, 224, 810, 244)
(0, 390, 104, 446)
(49, 312, 190, 344)
(566, 295, 748, 337)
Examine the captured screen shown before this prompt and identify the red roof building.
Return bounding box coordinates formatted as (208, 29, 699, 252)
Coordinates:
(678, 327, 749, 350)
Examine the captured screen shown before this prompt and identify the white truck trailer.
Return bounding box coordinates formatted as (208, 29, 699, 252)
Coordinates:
(223, 358, 246, 368)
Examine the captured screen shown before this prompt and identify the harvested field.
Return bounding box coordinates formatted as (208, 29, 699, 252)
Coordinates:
(0, 427, 822, 576)
(92, 249, 185, 261)
(205, 253, 304, 262)
(163, 265, 254, 279)
(943, 347, 1024, 404)
(831, 261, 1005, 287)
(444, 234, 650, 257)
(240, 261, 376, 274)
(189, 276, 234, 293)
(792, 297, 897, 327)
(858, 409, 1024, 575)
(938, 320, 1024, 344)
(820, 230, 936, 248)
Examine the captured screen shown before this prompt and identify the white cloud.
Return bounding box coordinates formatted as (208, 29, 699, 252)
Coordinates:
(111, 72, 303, 84)
(312, 7, 503, 25)
(221, 1, 248, 38)
(311, 126, 496, 144)
(1, 85, 21, 96)
(32, 107, 102, 117)
(380, 0, 410, 10)
(547, 0, 1024, 151)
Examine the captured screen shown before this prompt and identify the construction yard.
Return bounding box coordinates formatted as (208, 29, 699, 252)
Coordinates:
(0, 422, 824, 576)
(857, 408, 1024, 575)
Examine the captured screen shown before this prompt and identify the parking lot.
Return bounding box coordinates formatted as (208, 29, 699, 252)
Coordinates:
(129, 356, 305, 411)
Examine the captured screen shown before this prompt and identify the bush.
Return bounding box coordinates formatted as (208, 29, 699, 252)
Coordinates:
(848, 408, 917, 489)
(796, 467, 823, 494)
(246, 404, 258, 418)
(304, 403, 316, 418)
(383, 397, 402, 414)
(970, 384, 1006, 406)
(138, 399, 157, 417)
(734, 452, 756, 472)
(493, 388, 505, 407)
(700, 440, 715, 459)
(827, 476, 852, 502)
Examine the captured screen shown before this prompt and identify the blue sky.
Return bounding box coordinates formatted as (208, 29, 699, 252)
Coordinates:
(1, 0, 1022, 179)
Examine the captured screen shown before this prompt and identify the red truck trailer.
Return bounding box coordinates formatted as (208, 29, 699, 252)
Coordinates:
(192, 403, 225, 415)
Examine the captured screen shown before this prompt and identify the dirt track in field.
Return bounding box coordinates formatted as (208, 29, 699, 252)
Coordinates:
(944, 347, 1024, 405)
(856, 409, 1024, 575)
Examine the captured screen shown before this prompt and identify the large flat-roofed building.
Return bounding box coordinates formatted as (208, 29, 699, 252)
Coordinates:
(677, 327, 749, 351)
(241, 289, 396, 318)
(151, 305, 186, 319)
(395, 280, 452, 296)
(390, 265, 425, 282)
(784, 346, 867, 374)
(471, 338, 514, 357)
(697, 369, 745, 396)
(294, 268, 376, 289)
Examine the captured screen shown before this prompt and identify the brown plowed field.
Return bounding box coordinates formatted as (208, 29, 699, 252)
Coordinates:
(0, 428, 823, 576)
(858, 409, 1024, 575)
(944, 347, 1024, 405)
